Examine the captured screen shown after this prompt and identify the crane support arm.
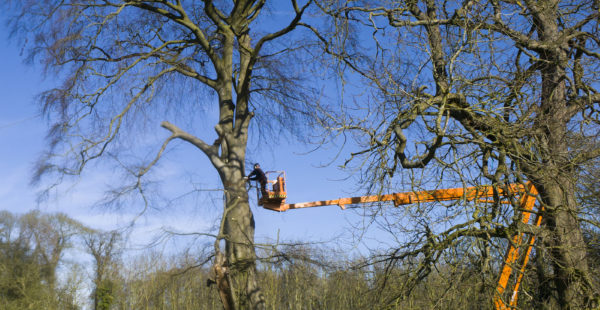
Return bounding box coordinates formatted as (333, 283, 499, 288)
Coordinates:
(268, 183, 528, 212)
(258, 176, 540, 310)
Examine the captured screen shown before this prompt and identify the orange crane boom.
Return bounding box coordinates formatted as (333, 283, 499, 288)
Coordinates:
(254, 172, 541, 309)
(262, 183, 527, 212)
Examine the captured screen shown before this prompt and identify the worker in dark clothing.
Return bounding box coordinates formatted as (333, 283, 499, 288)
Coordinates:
(246, 163, 268, 197)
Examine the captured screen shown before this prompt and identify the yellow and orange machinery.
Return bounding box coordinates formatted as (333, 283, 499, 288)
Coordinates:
(253, 172, 542, 309)
(256, 171, 288, 206)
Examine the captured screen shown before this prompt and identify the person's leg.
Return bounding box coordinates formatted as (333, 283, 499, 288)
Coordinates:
(260, 181, 267, 196)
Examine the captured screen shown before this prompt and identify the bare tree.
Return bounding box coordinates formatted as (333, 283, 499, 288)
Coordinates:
(0, 211, 85, 309)
(311, 0, 600, 308)
(19, 211, 84, 291)
(4, 1, 316, 308)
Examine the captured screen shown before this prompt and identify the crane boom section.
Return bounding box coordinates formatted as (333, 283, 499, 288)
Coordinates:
(265, 184, 528, 212)
(257, 176, 540, 310)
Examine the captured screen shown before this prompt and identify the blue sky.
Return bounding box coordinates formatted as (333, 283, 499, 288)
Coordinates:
(0, 19, 393, 256)
(0, 24, 46, 212)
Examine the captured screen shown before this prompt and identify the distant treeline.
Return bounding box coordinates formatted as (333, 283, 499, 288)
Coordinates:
(1, 210, 598, 309)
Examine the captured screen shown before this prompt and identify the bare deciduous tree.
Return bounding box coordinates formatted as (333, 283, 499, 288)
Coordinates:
(312, 0, 600, 308)
(19, 211, 84, 291)
(4, 1, 315, 308)
(0, 211, 84, 309)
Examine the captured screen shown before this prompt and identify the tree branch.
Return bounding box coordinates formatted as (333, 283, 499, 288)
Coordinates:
(161, 121, 224, 169)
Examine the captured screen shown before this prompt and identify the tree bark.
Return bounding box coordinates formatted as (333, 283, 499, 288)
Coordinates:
(218, 176, 265, 310)
(532, 175, 594, 308)
(528, 11, 596, 304)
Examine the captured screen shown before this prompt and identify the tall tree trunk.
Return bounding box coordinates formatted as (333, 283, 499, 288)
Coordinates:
(222, 182, 265, 310)
(527, 25, 596, 305)
(213, 126, 265, 310)
(534, 177, 595, 308)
